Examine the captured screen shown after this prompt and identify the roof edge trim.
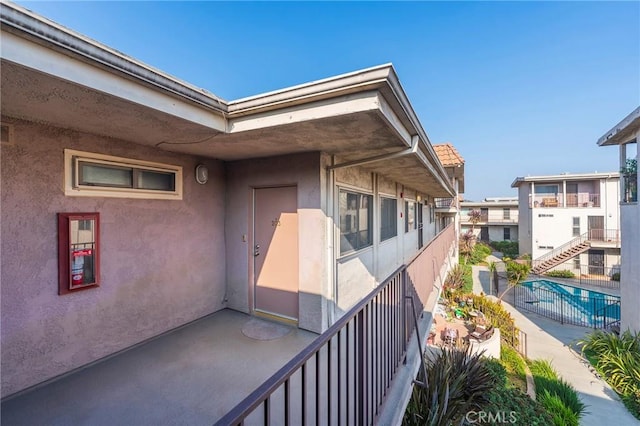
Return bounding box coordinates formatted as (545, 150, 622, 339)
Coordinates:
(0, 1, 227, 113)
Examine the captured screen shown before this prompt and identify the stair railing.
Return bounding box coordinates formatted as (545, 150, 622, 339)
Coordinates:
(532, 232, 589, 270)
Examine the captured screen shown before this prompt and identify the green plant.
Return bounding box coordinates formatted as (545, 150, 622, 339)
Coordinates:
(469, 242, 492, 265)
(501, 345, 526, 391)
(537, 390, 580, 426)
(482, 359, 554, 426)
(468, 293, 520, 350)
(528, 359, 587, 421)
(498, 260, 531, 301)
(612, 272, 620, 281)
(444, 263, 466, 291)
(545, 269, 576, 278)
(459, 230, 476, 262)
(578, 330, 640, 416)
(403, 346, 495, 425)
(489, 240, 519, 258)
(621, 158, 638, 175)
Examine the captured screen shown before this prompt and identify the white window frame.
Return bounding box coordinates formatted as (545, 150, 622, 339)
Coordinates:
(64, 149, 183, 200)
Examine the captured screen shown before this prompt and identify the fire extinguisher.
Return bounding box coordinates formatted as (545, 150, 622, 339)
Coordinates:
(71, 252, 84, 286)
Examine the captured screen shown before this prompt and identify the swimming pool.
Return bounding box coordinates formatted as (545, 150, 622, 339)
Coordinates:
(514, 279, 620, 328)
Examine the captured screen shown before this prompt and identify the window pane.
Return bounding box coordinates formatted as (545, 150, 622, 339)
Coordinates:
(503, 208, 510, 219)
(80, 163, 132, 187)
(405, 201, 415, 232)
(138, 170, 176, 191)
(339, 190, 372, 254)
(535, 185, 558, 194)
(380, 197, 397, 242)
(504, 228, 510, 240)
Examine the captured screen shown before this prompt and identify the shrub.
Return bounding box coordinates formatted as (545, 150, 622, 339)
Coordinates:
(501, 345, 526, 391)
(483, 359, 554, 426)
(528, 359, 587, 421)
(578, 330, 640, 419)
(489, 240, 519, 258)
(403, 346, 495, 425)
(612, 272, 620, 281)
(537, 391, 579, 426)
(469, 242, 492, 264)
(468, 293, 520, 350)
(545, 269, 576, 278)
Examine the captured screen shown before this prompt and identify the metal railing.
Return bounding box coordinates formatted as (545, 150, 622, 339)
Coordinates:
(513, 282, 620, 328)
(215, 224, 455, 426)
(532, 230, 620, 272)
(537, 264, 620, 289)
(530, 192, 601, 208)
(434, 197, 455, 209)
(532, 232, 589, 270)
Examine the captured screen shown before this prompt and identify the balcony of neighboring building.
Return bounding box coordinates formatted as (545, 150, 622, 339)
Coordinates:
(460, 208, 518, 226)
(434, 197, 458, 214)
(529, 181, 602, 209)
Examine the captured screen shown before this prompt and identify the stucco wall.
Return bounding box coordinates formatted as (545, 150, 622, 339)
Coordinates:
(0, 118, 226, 398)
(224, 152, 328, 333)
(621, 202, 640, 333)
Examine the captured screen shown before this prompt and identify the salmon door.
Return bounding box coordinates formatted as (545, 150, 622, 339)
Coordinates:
(253, 186, 299, 321)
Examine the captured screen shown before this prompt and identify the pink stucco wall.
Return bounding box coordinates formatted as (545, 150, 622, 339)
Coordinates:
(225, 152, 329, 333)
(0, 118, 227, 397)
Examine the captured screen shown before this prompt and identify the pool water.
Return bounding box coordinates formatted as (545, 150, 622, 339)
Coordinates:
(517, 279, 620, 328)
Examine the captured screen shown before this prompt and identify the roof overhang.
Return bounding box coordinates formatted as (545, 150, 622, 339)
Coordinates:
(511, 172, 620, 188)
(597, 106, 640, 146)
(0, 2, 454, 197)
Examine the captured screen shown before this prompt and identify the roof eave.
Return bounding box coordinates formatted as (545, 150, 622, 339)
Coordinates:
(597, 106, 640, 146)
(0, 1, 227, 114)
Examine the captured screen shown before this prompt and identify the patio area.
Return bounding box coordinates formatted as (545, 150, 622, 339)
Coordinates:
(0, 309, 318, 426)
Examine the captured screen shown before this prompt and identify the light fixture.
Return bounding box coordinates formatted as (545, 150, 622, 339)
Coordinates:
(195, 164, 208, 184)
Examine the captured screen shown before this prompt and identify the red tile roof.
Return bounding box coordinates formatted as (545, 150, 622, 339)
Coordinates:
(433, 143, 464, 167)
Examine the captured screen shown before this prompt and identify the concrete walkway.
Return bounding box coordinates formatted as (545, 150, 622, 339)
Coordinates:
(1, 309, 318, 426)
(473, 262, 639, 426)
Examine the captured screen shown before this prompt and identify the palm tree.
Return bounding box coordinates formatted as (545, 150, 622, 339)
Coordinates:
(459, 230, 476, 263)
(498, 260, 531, 302)
(468, 209, 483, 233)
(487, 261, 499, 296)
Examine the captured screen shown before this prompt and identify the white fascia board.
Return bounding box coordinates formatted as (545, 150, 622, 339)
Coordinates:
(512, 172, 620, 187)
(598, 106, 640, 146)
(228, 64, 393, 113)
(1, 32, 226, 132)
(228, 91, 391, 134)
(1, 2, 226, 108)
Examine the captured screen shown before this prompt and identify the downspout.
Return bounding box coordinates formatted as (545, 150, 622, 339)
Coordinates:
(327, 135, 420, 171)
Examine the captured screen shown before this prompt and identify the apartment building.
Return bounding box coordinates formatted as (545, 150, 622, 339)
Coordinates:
(433, 143, 465, 240)
(598, 107, 639, 333)
(0, 3, 457, 423)
(512, 173, 621, 276)
(460, 197, 519, 242)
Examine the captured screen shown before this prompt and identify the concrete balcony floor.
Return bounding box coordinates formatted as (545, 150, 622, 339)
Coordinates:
(1, 309, 318, 426)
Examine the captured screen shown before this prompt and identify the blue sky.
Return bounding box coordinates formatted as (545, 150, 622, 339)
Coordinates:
(18, 1, 640, 201)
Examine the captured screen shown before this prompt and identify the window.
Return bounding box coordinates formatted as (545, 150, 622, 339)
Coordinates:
(573, 258, 580, 270)
(380, 197, 397, 242)
(64, 149, 182, 200)
(503, 228, 511, 240)
(572, 217, 581, 237)
(405, 201, 416, 232)
(339, 190, 373, 254)
(503, 208, 510, 220)
(535, 185, 558, 195)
